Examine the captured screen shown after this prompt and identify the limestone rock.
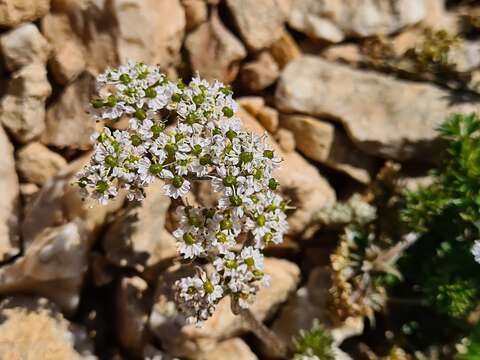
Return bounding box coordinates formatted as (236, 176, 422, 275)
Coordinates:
(322, 43, 362, 65)
(240, 51, 279, 92)
(274, 128, 296, 153)
(185, 9, 246, 83)
(239, 108, 335, 235)
(41, 2, 117, 76)
(226, 0, 290, 50)
(200, 338, 258, 360)
(113, 0, 186, 68)
(150, 258, 300, 358)
(0, 221, 88, 314)
(0, 63, 51, 143)
(269, 30, 302, 69)
(0, 297, 96, 359)
(0, 126, 20, 262)
(42, 72, 97, 149)
(116, 276, 150, 356)
(288, 0, 427, 43)
(103, 181, 176, 272)
(267, 267, 364, 356)
(237, 96, 265, 117)
(256, 106, 279, 133)
(275, 56, 479, 160)
(21, 154, 125, 249)
(16, 142, 67, 185)
(281, 114, 377, 183)
(0, 0, 50, 27)
(41, 11, 86, 84)
(182, 0, 208, 30)
(0, 23, 50, 72)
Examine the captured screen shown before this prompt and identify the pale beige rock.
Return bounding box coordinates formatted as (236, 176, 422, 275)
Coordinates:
(281, 114, 376, 183)
(275, 56, 479, 160)
(0, 63, 52, 143)
(0, 0, 50, 27)
(103, 181, 176, 272)
(200, 338, 258, 360)
(267, 267, 363, 356)
(0, 297, 96, 359)
(226, 0, 290, 50)
(19, 183, 39, 214)
(41, 2, 118, 76)
(182, 0, 208, 30)
(237, 96, 265, 117)
(0, 126, 20, 262)
(116, 276, 150, 356)
(256, 106, 279, 133)
(150, 258, 300, 358)
(0, 221, 88, 313)
(21, 154, 126, 248)
(289, 0, 427, 43)
(275, 128, 296, 153)
(0, 23, 50, 72)
(41, 12, 86, 84)
(240, 51, 279, 92)
(322, 43, 362, 65)
(113, 0, 186, 68)
(16, 142, 67, 185)
(185, 9, 246, 83)
(269, 30, 302, 69)
(239, 108, 335, 235)
(42, 72, 97, 149)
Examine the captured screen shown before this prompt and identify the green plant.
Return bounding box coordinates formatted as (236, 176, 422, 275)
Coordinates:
(456, 325, 480, 360)
(292, 320, 335, 360)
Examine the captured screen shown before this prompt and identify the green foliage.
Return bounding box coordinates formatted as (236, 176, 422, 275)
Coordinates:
(292, 320, 335, 360)
(402, 113, 480, 237)
(456, 325, 480, 360)
(426, 279, 477, 318)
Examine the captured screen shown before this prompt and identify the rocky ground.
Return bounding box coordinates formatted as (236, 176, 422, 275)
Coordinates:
(0, 0, 478, 359)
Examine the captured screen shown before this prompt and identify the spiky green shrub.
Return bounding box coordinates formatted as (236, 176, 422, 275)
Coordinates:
(292, 320, 335, 360)
(400, 113, 480, 319)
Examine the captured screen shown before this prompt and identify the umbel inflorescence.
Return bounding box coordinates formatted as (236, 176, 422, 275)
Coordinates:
(76, 61, 289, 324)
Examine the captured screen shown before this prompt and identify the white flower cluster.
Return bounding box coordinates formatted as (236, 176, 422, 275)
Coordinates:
(472, 240, 480, 264)
(77, 61, 289, 324)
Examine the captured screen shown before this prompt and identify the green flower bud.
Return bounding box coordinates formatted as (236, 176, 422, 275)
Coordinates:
(263, 232, 273, 243)
(134, 108, 147, 120)
(213, 127, 222, 136)
(149, 163, 163, 175)
(239, 152, 253, 163)
(229, 195, 243, 206)
(222, 106, 234, 118)
(78, 177, 88, 188)
(263, 150, 274, 159)
(91, 99, 104, 109)
(256, 214, 266, 226)
(119, 73, 131, 84)
(225, 259, 238, 269)
(203, 280, 214, 294)
(191, 144, 202, 156)
(95, 180, 108, 193)
(106, 95, 117, 107)
(253, 168, 263, 180)
(186, 113, 197, 125)
(223, 175, 237, 187)
(131, 134, 143, 146)
(245, 257, 255, 268)
(193, 94, 204, 105)
(220, 218, 233, 230)
(199, 154, 211, 165)
(171, 93, 181, 102)
(105, 155, 117, 168)
(172, 175, 184, 188)
(226, 129, 237, 140)
(151, 124, 164, 138)
(183, 233, 195, 245)
(216, 232, 227, 243)
(268, 178, 278, 190)
(145, 87, 157, 98)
